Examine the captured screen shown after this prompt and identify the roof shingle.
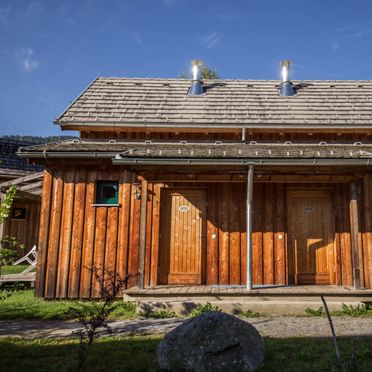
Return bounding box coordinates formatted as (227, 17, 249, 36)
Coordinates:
(55, 78, 372, 128)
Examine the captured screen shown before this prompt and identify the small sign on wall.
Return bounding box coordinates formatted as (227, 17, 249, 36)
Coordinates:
(304, 206, 313, 212)
(178, 205, 190, 212)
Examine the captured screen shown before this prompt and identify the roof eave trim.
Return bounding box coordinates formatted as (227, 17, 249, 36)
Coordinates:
(112, 157, 372, 166)
(58, 121, 372, 130)
(17, 151, 372, 166)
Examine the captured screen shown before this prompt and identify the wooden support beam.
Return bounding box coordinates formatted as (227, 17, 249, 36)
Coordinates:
(246, 164, 254, 290)
(350, 182, 361, 290)
(137, 180, 148, 289)
(0, 172, 44, 188)
(18, 181, 43, 192)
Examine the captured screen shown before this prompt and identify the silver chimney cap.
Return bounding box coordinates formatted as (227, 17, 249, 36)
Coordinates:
(188, 59, 204, 96)
(279, 60, 295, 97)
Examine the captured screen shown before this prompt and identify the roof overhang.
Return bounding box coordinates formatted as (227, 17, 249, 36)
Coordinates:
(17, 151, 372, 166)
(58, 121, 372, 131)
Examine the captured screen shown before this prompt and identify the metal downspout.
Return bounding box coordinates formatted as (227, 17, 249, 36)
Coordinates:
(246, 164, 254, 291)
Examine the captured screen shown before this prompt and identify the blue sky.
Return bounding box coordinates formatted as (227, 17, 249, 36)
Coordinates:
(0, 0, 372, 136)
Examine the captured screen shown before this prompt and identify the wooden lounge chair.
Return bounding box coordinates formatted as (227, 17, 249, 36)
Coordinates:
(12, 245, 37, 275)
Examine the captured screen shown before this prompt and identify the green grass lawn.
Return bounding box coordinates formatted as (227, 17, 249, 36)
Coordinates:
(0, 336, 371, 371)
(0, 290, 137, 320)
(0, 265, 32, 275)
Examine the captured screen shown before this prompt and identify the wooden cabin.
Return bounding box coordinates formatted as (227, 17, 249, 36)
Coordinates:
(0, 172, 43, 252)
(0, 138, 43, 252)
(18, 66, 372, 298)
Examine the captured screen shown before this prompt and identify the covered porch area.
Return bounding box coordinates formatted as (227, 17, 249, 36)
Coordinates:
(114, 156, 372, 292)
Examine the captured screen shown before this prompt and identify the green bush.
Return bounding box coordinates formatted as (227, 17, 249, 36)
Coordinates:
(189, 302, 221, 317)
(240, 309, 261, 318)
(304, 306, 325, 316)
(0, 236, 25, 266)
(338, 303, 372, 317)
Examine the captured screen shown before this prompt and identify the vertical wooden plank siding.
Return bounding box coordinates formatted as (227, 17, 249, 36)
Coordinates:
(150, 183, 162, 286)
(252, 184, 263, 285)
(137, 179, 148, 288)
(229, 183, 241, 284)
(218, 183, 229, 284)
(45, 171, 64, 298)
(342, 185, 353, 286)
(68, 169, 87, 298)
(127, 174, 141, 287)
(206, 185, 219, 284)
(275, 184, 286, 285)
(334, 184, 343, 286)
(263, 184, 274, 285)
(37, 174, 369, 297)
(350, 182, 361, 289)
(362, 174, 372, 289)
(116, 171, 132, 282)
(104, 170, 120, 279)
(2, 200, 41, 254)
(79, 170, 97, 298)
(35, 169, 53, 297)
(55, 170, 75, 298)
(144, 182, 154, 287)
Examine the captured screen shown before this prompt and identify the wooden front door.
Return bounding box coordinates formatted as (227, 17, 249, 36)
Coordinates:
(158, 189, 206, 285)
(287, 190, 335, 285)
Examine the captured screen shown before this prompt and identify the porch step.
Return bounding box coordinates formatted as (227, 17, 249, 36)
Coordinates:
(124, 294, 372, 316)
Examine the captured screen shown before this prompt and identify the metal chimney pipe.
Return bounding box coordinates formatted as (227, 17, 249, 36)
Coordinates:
(279, 60, 295, 97)
(281, 60, 291, 82)
(189, 60, 204, 95)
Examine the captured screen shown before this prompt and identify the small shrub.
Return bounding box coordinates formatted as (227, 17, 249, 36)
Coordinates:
(189, 302, 221, 317)
(240, 309, 261, 318)
(121, 301, 137, 313)
(338, 303, 371, 317)
(305, 306, 325, 316)
(0, 236, 25, 265)
(144, 310, 177, 319)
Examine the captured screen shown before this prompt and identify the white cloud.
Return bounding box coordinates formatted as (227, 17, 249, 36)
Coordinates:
(199, 31, 223, 49)
(16, 47, 40, 72)
(132, 32, 143, 44)
(330, 21, 372, 51)
(0, 6, 11, 26)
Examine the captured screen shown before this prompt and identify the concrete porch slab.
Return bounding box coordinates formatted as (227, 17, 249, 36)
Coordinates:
(124, 285, 372, 316)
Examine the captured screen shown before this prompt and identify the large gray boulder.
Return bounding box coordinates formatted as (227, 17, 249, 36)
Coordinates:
(157, 311, 265, 371)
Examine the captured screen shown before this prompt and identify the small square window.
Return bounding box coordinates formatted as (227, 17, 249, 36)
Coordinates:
(12, 207, 27, 220)
(96, 181, 119, 205)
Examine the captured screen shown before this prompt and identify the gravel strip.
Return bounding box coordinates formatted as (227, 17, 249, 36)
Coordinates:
(0, 317, 371, 339)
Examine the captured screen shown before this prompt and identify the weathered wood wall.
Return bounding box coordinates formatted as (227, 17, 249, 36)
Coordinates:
(36, 167, 372, 298)
(36, 167, 140, 298)
(2, 199, 40, 252)
(362, 174, 372, 289)
(145, 182, 358, 288)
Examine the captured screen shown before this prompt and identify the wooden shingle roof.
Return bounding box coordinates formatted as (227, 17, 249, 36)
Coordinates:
(54, 78, 372, 129)
(18, 140, 372, 161)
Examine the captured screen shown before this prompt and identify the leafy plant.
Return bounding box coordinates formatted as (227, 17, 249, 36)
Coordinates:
(179, 64, 220, 80)
(67, 266, 130, 370)
(338, 303, 372, 317)
(0, 186, 17, 224)
(0, 236, 25, 266)
(240, 309, 261, 318)
(304, 306, 325, 316)
(189, 302, 221, 317)
(144, 310, 177, 319)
